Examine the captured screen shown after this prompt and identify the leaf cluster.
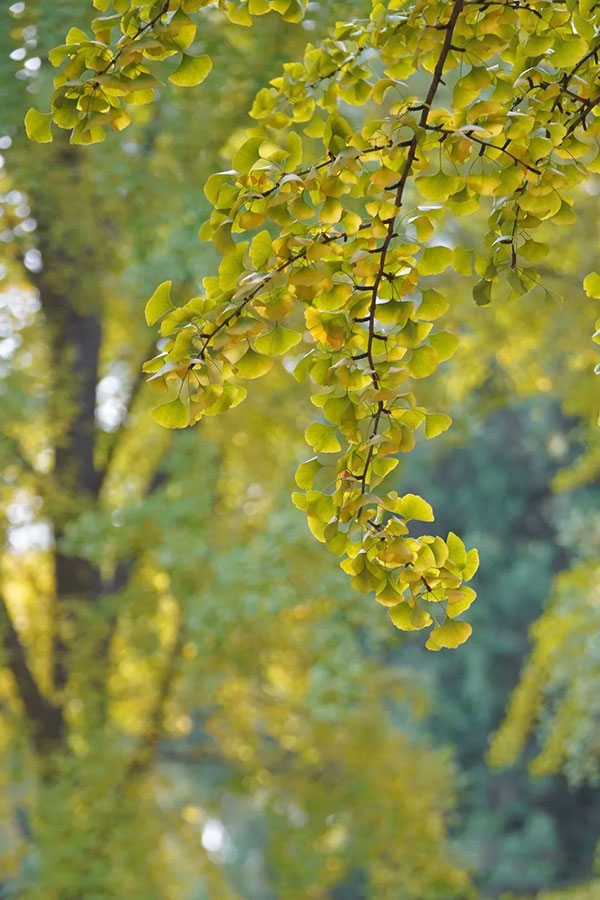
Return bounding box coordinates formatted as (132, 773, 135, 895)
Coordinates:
(26, 0, 307, 144)
(34, 0, 600, 648)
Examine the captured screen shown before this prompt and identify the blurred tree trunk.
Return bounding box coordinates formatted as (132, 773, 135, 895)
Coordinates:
(33, 142, 105, 727)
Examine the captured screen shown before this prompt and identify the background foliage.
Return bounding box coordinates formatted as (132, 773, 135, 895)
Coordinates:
(1, 0, 600, 898)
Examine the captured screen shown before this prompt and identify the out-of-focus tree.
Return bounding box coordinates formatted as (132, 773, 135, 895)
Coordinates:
(478, 195, 600, 802)
(392, 398, 600, 897)
(520, 881, 600, 900)
(388, 182, 600, 896)
(11, 0, 600, 897)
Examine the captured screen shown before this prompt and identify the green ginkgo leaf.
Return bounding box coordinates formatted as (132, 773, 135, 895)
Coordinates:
(295, 457, 321, 490)
(473, 278, 492, 307)
(169, 54, 212, 87)
(305, 423, 341, 453)
(425, 620, 472, 651)
(446, 587, 478, 618)
(409, 345, 439, 378)
(25, 109, 53, 143)
(425, 413, 452, 439)
(285, 131, 303, 170)
(250, 230, 273, 269)
(462, 548, 480, 581)
(145, 281, 172, 326)
(415, 172, 461, 202)
(235, 350, 273, 379)
(389, 603, 416, 631)
(419, 246, 454, 275)
(552, 36, 587, 67)
(232, 136, 263, 174)
(254, 324, 301, 356)
(447, 531, 467, 568)
(418, 289, 448, 321)
(396, 494, 434, 522)
(429, 332, 459, 362)
(151, 398, 189, 429)
(321, 198, 343, 224)
(584, 272, 600, 298)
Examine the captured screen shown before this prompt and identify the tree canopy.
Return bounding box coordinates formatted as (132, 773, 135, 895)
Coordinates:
(29, 0, 600, 650)
(3, 0, 600, 897)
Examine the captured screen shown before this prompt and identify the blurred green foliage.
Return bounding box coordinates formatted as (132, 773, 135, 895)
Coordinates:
(398, 401, 600, 896)
(1, 1, 600, 899)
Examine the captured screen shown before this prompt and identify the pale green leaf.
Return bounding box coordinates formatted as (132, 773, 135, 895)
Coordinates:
(418, 289, 448, 321)
(254, 324, 301, 356)
(152, 397, 189, 429)
(235, 349, 273, 379)
(285, 131, 302, 171)
(295, 457, 321, 489)
(25, 109, 53, 143)
(429, 331, 459, 362)
(396, 493, 434, 522)
(419, 246, 454, 275)
(169, 54, 212, 87)
(145, 281, 172, 326)
(447, 531, 467, 568)
(250, 230, 272, 269)
(233, 136, 263, 174)
(462, 548, 479, 581)
(425, 413, 452, 439)
(425, 620, 472, 651)
(305, 423, 341, 453)
(390, 603, 429, 631)
(584, 272, 600, 298)
(415, 172, 461, 202)
(408, 345, 438, 378)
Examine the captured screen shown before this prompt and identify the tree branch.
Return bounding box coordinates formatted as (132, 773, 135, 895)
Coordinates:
(0, 594, 64, 751)
(359, 0, 465, 492)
